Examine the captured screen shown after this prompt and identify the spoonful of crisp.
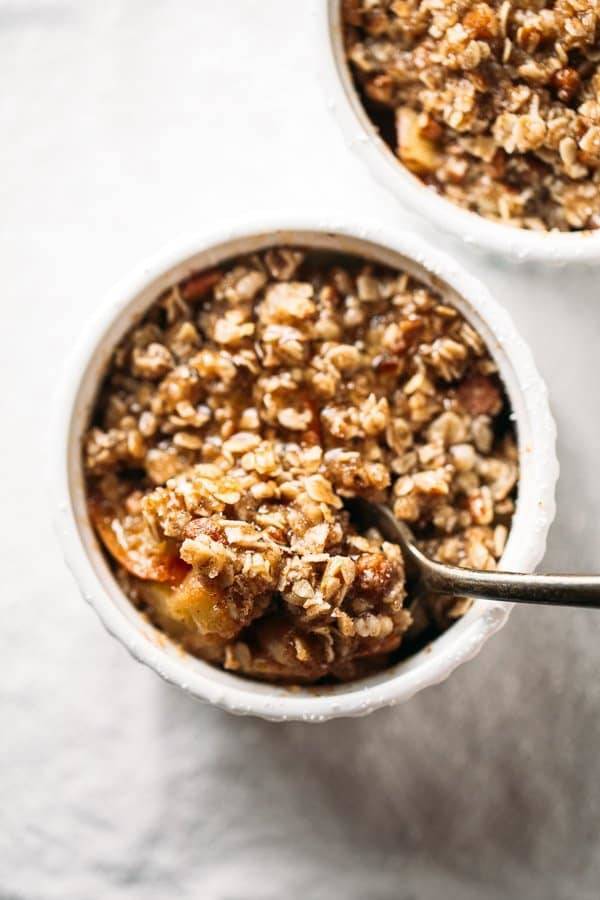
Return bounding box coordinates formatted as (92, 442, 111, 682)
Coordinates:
(346, 498, 600, 609)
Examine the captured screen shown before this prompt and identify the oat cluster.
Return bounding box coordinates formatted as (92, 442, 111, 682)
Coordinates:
(344, 0, 600, 231)
(84, 248, 517, 684)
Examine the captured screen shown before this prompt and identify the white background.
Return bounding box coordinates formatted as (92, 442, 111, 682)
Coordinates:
(2, 2, 600, 898)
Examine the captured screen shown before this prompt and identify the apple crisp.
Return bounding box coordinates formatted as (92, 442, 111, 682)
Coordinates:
(343, 0, 600, 232)
(83, 247, 517, 684)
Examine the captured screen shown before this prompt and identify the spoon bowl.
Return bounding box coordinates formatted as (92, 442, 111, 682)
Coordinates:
(347, 498, 600, 610)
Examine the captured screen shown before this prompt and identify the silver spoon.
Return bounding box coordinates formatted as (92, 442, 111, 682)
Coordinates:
(346, 498, 600, 609)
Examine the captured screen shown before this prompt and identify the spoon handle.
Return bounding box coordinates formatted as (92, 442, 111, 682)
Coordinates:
(422, 563, 600, 609)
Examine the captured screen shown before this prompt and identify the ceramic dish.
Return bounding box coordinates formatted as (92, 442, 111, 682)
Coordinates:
(320, 0, 600, 267)
(51, 216, 558, 721)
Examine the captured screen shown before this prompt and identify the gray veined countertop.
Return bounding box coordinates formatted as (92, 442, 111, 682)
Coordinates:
(1, 2, 599, 899)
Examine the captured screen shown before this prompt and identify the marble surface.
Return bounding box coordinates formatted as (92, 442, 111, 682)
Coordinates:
(2, 2, 600, 898)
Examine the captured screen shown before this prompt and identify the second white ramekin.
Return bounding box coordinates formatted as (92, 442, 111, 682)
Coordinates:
(51, 215, 558, 721)
(321, 0, 600, 267)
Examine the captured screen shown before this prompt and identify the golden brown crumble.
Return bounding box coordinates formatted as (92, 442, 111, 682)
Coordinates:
(83, 248, 517, 684)
(343, 0, 600, 232)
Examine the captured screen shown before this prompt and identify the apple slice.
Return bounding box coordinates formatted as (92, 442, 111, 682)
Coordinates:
(138, 573, 240, 639)
(135, 579, 230, 661)
(89, 496, 189, 584)
(165, 571, 240, 638)
(396, 107, 441, 176)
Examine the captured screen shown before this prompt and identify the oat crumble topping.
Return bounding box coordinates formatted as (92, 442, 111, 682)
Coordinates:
(343, 0, 600, 232)
(84, 248, 517, 684)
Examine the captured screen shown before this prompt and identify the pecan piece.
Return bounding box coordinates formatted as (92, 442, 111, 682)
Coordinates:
(180, 269, 222, 302)
(456, 374, 502, 417)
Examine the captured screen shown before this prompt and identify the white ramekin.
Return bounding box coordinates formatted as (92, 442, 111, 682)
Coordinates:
(320, 0, 600, 267)
(51, 216, 558, 721)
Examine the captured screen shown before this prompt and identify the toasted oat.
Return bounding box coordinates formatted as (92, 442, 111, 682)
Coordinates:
(84, 248, 517, 684)
(343, 0, 600, 232)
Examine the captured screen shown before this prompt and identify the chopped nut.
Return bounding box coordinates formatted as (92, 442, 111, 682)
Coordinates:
(457, 375, 502, 417)
(180, 269, 222, 302)
(396, 107, 441, 176)
(552, 68, 581, 104)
